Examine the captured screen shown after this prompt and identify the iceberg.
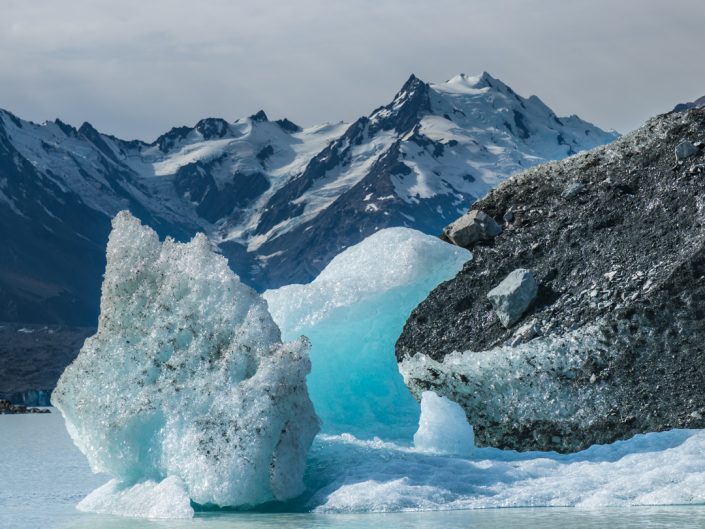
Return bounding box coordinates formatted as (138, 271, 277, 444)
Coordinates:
(264, 228, 470, 440)
(52, 211, 319, 510)
(43, 214, 705, 517)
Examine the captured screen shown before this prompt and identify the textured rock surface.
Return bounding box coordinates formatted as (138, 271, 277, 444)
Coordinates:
(675, 140, 699, 161)
(397, 107, 705, 453)
(442, 210, 502, 248)
(52, 211, 319, 508)
(486, 269, 538, 327)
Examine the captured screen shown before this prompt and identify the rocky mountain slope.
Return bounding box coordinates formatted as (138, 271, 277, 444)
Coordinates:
(396, 106, 705, 453)
(0, 73, 616, 327)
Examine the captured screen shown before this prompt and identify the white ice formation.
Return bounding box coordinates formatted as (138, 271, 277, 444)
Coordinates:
(52, 211, 319, 511)
(77, 477, 194, 519)
(413, 391, 475, 456)
(264, 227, 470, 440)
(310, 428, 705, 513)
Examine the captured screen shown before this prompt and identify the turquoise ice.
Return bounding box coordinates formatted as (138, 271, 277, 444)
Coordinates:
(264, 227, 470, 440)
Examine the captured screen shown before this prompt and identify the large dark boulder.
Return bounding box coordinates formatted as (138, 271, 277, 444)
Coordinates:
(396, 107, 705, 453)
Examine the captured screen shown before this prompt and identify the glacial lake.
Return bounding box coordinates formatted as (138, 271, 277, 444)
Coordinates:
(4, 413, 705, 529)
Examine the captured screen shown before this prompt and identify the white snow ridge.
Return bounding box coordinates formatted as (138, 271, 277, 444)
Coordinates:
(51, 211, 319, 516)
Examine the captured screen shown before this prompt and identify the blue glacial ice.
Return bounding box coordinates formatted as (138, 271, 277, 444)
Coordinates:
(52, 211, 319, 516)
(51, 215, 705, 518)
(264, 227, 470, 440)
(263, 226, 705, 513)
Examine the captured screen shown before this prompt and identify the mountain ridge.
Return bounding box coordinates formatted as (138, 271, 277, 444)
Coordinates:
(0, 72, 618, 326)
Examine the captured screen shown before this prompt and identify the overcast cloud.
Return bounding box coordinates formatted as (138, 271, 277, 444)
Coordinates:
(1, 0, 703, 140)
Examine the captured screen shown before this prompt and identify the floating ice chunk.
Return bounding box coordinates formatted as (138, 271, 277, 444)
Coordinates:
(311, 429, 705, 513)
(52, 211, 319, 510)
(77, 477, 194, 519)
(413, 391, 474, 456)
(264, 228, 469, 440)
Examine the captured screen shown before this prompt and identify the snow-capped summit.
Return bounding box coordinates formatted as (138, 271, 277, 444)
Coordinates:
(369, 74, 432, 134)
(441, 71, 497, 91)
(0, 73, 618, 325)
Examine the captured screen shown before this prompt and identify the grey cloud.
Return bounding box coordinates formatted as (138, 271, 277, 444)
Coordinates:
(1, 0, 703, 140)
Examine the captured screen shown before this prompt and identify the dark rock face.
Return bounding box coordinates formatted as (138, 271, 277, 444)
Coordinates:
(0, 323, 94, 404)
(396, 107, 705, 453)
(195, 118, 230, 139)
(275, 118, 302, 133)
(369, 74, 432, 135)
(173, 158, 270, 223)
(155, 126, 193, 152)
(249, 109, 269, 122)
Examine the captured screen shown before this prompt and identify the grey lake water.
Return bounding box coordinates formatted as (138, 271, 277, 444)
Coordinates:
(3, 413, 705, 529)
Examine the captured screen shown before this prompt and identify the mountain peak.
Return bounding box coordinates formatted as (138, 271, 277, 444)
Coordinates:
(249, 110, 269, 123)
(394, 73, 428, 95)
(78, 121, 99, 136)
(275, 118, 302, 133)
(369, 74, 431, 134)
(195, 117, 230, 139)
(154, 125, 193, 152)
(54, 118, 77, 137)
(0, 109, 24, 130)
(401, 73, 422, 87)
(440, 72, 507, 93)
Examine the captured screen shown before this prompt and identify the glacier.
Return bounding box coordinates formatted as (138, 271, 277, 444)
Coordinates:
(51, 211, 319, 514)
(264, 227, 470, 440)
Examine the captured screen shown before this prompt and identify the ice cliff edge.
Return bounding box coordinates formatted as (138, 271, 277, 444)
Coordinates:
(51, 211, 319, 514)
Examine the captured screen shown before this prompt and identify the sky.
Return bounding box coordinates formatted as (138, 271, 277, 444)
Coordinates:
(1, 0, 704, 141)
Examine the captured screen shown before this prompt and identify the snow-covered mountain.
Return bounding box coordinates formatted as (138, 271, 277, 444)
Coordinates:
(0, 72, 617, 325)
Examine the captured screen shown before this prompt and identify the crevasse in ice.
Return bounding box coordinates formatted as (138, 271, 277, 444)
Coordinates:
(51, 211, 319, 512)
(264, 227, 470, 440)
